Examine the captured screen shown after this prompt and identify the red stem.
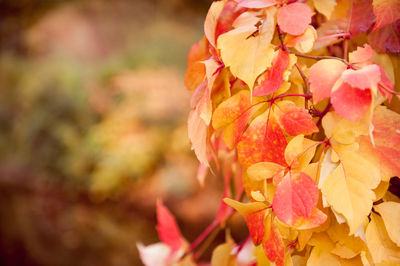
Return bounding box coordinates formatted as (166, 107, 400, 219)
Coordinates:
(189, 219, 221, 252)
(315, 33, 350, 43)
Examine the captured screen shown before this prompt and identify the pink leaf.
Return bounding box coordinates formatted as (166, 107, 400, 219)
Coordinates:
(235, 0, 278, 8)
(156, 200, 184, 251)
(277, 3, 312, 35)
(378, 66, 395, 102)
(253, 50, 290, 97)
(341, 64, 381, 90)
(309, 59, 347, 103)
(349, 44, 374, 64)
(331, 82, 372, 122)
(272, 171, 319, 226)
(275, 101, 319, 136)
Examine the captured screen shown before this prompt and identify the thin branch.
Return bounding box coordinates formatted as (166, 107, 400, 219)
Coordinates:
(294, 63, 310, 109)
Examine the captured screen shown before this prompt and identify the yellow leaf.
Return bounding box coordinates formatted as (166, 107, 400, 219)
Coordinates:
(327, 219, 366, 259)
(373, 181, 390, 202)
(321, 150, 380, 234)
(211, 241, 236, 266)
(284, 134, 318, 169)
(223, 198, 267, 216)
(247, 162, 285, 181)
(284, 26, 317, 53)
(322, 111, 370, 145)
(254, 244, 272, 266)
(365, 213, 400, 264)
(313, 0, 337, 19)
(374, 202, 400, 247)
(307, 246, 341, 266)
(217, 8, 277, 89)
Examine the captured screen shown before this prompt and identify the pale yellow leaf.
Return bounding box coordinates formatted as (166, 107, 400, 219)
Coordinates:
(313, 0, 337, 19)
(365, 213, 400, 264)
(284, 134, 318, 169)
(247, 162, 285, 181)
(322, 111, 370, 145)
(204, 1, 224, 47)
(217, 8, 277, 89)
(374, 201, 400, 247)
(307, 246, 341, 266)
(321, 150, 380, 234)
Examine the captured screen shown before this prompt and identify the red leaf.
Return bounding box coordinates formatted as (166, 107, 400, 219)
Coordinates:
(368, 20, 400, 53)
(309, 59, 347, 103)
(341, 64, 381, 90)
(237, 109, 288, 168)
(272, 172, 319, 226)
(277, 3, 312, 36)
(156, 200, 184, 251)
(246, 209, 267, 245)
(253, 50, 290, 97)
(331, 82, 372, 122)
(274, 101, 318, 136)
(262, 217, 284, 266)
(235, 0, 278, 8)
(349, 0, 375, 36)
(372, 0, 400, 32)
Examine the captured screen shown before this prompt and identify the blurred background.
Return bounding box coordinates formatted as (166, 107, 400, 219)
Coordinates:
(0, 0, 248, 265)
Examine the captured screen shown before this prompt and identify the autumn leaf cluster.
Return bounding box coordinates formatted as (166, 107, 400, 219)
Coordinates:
(138, 0, 400, 265)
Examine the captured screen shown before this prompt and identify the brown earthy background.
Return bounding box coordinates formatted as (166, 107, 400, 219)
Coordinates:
(0, 0, 248, 265)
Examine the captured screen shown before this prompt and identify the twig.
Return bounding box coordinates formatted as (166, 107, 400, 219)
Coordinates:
(294, 63, 310, 109)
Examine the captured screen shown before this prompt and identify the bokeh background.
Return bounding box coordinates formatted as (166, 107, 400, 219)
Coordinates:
(0, 0, 250, 265)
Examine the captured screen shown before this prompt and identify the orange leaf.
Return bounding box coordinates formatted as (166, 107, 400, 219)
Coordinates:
(272, 171, 319, 226)
(294, 208, 328, 230)
(331, 81, 372, 122)
(358, 106, 400, 181)
(212, 90, 257, 148)
(253, 49, 290, 97)
(309, 59, 347, 103)
(277, 3, 312, 36)
(246, 209, 268, 245)
(237, 109, 288, 168)
(156, 200, 184, 251)
(262, 216, 285, 266)
(274, 100, 318, 136)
